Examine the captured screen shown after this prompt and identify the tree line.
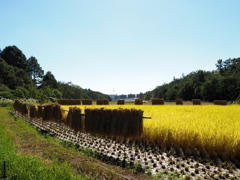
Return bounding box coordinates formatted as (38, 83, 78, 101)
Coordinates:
(0, 45, 111, 103)
(139, 58, 240, 102)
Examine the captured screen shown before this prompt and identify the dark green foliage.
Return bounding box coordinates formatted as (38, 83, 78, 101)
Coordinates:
(84, 88, 112, 101)
(0, 45, 111, 102)
(41, 71, 58, 89)
(27, 56, 44, 85)
(145, 58, 240, 102)
(0, 58, 32, 89)
(1, 45, 29, 71)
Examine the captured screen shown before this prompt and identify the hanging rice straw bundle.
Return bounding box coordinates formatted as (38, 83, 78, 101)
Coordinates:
(192, 99, 201, 105)
(20, 103, 28, 116)
(96, 99, 104, 105)
(117, 100, 125, 105)
(13, 99, 21, 113)
(29, 105, 37, 119)
(51, 103, 63, 122)
(152, 98, 164, 105)
(103, 99, 109, 105)
(58, 99, 81, 105)
(85, 108, 99, 135)
(36, 105, 43, 119)
(65, 107, 73, 127)
(176, 99, 183, 105)
(82, 99, 92, 105)
(135, 99, 143, 105)
(42, 104, 53, 121)
(84, 108, 143, 139)
(71, 108, 83, 132)
(213, 100, 227, 105)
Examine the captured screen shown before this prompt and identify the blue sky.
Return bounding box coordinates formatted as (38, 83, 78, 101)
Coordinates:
(1, 0, 240, 95)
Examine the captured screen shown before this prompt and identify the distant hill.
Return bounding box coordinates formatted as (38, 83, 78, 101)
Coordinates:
(139, 58, 240, 102)
(0, 45, 111, 102)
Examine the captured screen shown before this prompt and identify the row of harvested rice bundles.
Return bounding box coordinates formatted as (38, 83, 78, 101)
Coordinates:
(82, 99, 93, 105)
(213, 100, 227, 105)
(135, 99, 143, 105)
(117, 100, 125, 105)
(13, 99, 28, 115)
(27, 103, 64, 121)
(65, 107, 84, 132)
(152, 98, 164, 105)
(41, 103, 64, 121)
(58, 99, 81, 105)
(96, 99, 109, 105)
(84, 108, 143, 139)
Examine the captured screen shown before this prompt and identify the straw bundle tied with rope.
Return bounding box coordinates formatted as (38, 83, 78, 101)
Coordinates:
(42, 104, 51, 121)
(152, 98, 164, 105)
(192, 99, 201, 105)
(82, 99, 93, 105)
(51, 103, 64, 122)
(84, 108, 143, 139)
(117, 100, 125, 105)
(175, 99, 183, 105)
(36, 105, 43, 119)
(96, 99, 109, 105)
(58, 99, 81, 105)
(135, 99, 143, 105)
(30, 105, 37, 119)
(20, 103, 28, 116)
(72, 107, 83, 132)
(65, 107, 84, 132)
(65, 107, 74, 127)
(213, 100, 227, 105)
(13, 99, 21, 112)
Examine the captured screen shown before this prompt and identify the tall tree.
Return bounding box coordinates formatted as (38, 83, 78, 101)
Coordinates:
(27, 56, 44, 84)
(1, 45, 29, 72)
(41, 71, 58, 89)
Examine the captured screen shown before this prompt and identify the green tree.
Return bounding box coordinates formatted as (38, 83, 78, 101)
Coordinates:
(1, 45, 29, 72)
(27, 56, 44, 85)
(41, 71, 58, 89)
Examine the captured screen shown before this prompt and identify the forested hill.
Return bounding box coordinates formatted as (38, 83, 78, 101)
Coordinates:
(140, 58, 240, 102)
(0, 45, 111, 102)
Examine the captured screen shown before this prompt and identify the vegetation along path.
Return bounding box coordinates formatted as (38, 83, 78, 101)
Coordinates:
(0, 107, 152, 180)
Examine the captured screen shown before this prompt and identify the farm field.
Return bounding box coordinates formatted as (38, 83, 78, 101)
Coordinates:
(61, 104, 240, 164)
(12, 100, 240, 179)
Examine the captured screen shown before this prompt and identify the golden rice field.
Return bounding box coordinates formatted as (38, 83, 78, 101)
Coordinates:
(62, 104, 240, 162)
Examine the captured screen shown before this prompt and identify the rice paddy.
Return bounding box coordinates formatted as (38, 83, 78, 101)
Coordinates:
(13, 100, 240, 178)
(60, 104, 240, 164)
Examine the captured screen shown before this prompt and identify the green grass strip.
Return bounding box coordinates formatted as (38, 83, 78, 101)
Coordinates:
(0, 107, 86, 180)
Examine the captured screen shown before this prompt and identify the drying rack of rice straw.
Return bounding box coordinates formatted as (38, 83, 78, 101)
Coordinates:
(62, 107, 151, 140)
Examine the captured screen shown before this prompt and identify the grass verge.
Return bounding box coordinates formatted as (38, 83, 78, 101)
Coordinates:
(0, 107, 152, 180)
